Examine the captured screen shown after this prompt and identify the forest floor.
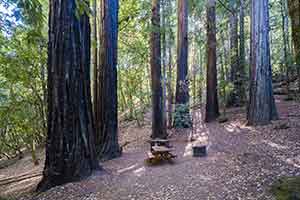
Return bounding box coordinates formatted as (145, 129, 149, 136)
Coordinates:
(1, 95, 300, 200)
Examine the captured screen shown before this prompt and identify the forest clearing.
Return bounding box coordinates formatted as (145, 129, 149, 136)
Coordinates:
(1, 0, 300, 199)
(1, 95, 300, 199)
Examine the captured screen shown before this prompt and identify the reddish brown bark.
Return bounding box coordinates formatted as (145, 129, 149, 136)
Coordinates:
(205, 0, 220, 123)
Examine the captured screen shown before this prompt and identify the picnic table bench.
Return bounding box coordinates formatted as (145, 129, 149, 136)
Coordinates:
(146, 138, 177, 165)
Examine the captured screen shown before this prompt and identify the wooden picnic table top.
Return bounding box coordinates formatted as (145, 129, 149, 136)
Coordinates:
(148, 138, 169, 143)
(152, 146, 174, 152)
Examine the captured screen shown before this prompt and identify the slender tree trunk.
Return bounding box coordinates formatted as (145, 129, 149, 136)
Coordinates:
(227, 0, 241, 106)
(220, 35, 227, 117)
(95, 0, 121, 160)
(198, 43, 203, 103)
(239, 0, 247, 103)
(166, 1, 174, 129)
(281, 0, 291, 95)
(150, 0, 167, 138)
(287, 0, 300, 92)
(247, 0, 278, 126)
(219, 29, 228, 116)
(167, 31, 174, 129)
(205, 0, 220, 123)
(37, 0, 99, 192)
(174, 0, 192, 128)
(161, 0, 168, 129)
(91, 0, 98, 108)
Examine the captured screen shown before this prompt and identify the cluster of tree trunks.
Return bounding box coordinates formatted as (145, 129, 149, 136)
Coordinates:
(247, 0, 278, 125)
(38, 0, 285, 192)
(37, 0, 99, 192)
(226, 0, 246, 107)
(94, 0, 122, 160)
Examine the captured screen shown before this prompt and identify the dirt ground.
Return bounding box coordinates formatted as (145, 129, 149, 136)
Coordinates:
(1, 95, 300, 200)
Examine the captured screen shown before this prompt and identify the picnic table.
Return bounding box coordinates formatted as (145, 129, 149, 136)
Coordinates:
(146, 138, 177, 165)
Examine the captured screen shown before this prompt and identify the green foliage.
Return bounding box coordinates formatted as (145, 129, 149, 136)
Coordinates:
(0, 196, 16, 200)
(219, 80, 234, 106)
(75, 0, 91, 19)
(173, 104, 192, 128)
(271, 177, 300, 200)
(0, 3, 47, 161)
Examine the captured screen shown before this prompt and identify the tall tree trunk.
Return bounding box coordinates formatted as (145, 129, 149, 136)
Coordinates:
(174, 0, 192, 128)
(227, 0, 241, 107)
(91, 0, 98, 108)
(198, 43, 203, 103)
(37, 0, 99, 192)
(166, 0, 174, 129)
(239, 0, 246, 103)
(205, 0, 219, 123)
(150, 0, 167, 139)
(95, 0, 121, 160)
(287, 0, 300, 92)
(167, 31, 174, 129)
(161, 0, 168, 129)
(247, 0, 278, 126)
(281, 0, 291, 96)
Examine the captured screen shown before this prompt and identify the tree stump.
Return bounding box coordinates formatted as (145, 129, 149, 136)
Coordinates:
(193, 145, 207, 157)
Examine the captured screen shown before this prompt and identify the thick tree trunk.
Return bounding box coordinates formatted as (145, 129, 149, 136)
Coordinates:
(247, 0, 278, 126)
(95, 0, 121, 160)
(150, 0, 167, 139)
(287, 0, 300, 92)
(174, 0, 192, 128)
(37, 0, 99, 192)
(205, 0, 220, 123)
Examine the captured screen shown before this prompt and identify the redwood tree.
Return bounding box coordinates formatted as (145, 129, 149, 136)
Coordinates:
(94, 0, 122, 160)
(205, 0, 219, 123)
(37, 0, 99, 191)
(174, 0, 192, 128)
(287, 0, 300, 92)
(247, 0, 278, 125)
(150, 0, 167, 138)
(227, 0, 240, 106)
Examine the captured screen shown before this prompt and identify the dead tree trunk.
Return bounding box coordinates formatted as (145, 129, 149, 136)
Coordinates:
(37, 0, 99, 192)
(247, 0, 278, 125)
(205, 0, 220, 123)
(95, 0, 121, 160)
(174, 0, 192, 128)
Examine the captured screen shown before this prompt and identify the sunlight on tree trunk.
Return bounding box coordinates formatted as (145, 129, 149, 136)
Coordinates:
(247, 0, 278, 126)
(37, 0, 100, 192)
